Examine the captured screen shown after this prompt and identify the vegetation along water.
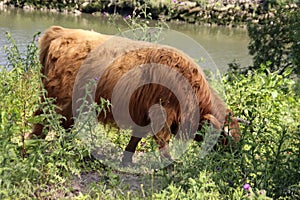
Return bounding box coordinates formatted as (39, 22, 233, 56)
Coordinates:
(0, 0, 299, 199)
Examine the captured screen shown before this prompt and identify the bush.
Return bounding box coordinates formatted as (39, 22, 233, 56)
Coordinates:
(0, 28, 299, 199)
(0, 32, 103, 199)
(224, 64, 300, 199)
(149, 63, 300, 200)
(247, 5, 300, 76)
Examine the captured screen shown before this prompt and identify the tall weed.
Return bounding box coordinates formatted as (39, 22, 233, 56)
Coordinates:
(0, 28, 299, 199)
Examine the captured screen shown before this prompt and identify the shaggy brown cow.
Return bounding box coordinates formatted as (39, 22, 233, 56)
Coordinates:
(30, 26, 241, 165)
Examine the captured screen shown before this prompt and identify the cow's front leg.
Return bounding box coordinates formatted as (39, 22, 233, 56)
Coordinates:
(122, 136, 141, 166)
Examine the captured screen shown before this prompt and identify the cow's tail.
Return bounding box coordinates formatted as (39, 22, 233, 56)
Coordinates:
(38, 26, 65, 69)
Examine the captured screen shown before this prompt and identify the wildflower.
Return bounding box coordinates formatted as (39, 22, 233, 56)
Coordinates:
(243, 183, 251, 190)
(94, 77, 99, 81)
(216, 166, 221, 171)
(173, 0, 177, 3)
(260, 190, 265, 195)
(125, 15, 130, 20)
(227, 180, 233, 187)
(35, 36, 39, 42)
(103, 12, 107, 16)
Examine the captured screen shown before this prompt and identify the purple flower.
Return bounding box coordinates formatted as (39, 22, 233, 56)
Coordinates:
(216, 166, 221, 171)
(173, 0, 177, 3)
(125, 15, 130, 20)
(103, 12, 107, 16)
(243, 183, 251, 190)
(35, 36, 39, 42)
(227, 180, 233, 186)
(94, 77, 99, 81)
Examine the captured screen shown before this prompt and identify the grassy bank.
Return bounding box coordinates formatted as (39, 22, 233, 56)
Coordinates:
(0, 23, 299, 199)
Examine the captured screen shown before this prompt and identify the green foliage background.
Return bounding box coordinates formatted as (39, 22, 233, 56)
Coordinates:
(0, 5, 300, 199)
(247, 5, 300, 76)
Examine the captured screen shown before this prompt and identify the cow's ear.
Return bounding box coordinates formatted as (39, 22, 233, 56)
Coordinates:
(203, 114, 222, 130)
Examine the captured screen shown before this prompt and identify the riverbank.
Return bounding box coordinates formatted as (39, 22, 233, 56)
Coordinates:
(1, 22, 299, 199)
(0, 0, 298, 27)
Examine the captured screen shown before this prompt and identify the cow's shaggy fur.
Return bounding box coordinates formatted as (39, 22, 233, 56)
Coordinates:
(31, 26, 240, 164)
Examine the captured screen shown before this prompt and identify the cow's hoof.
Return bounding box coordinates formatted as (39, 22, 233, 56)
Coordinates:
(154, 161, 175, 172)
(120, 159, 133, 168)
(121, 151, 134, 167)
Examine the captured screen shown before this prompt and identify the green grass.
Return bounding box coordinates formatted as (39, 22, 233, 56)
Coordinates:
(0, 29, 299, 199)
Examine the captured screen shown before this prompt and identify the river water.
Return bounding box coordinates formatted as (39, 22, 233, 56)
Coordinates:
(0, 8, 252, 71)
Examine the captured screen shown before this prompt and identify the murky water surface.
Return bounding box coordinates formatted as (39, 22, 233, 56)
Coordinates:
(0, 8, 252, 70)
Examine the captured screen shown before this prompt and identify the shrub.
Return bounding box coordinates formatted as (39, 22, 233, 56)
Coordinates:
(247, 5, 300, 76)
(223, 64, 300, 199)
(1, 25, 299, 199)
(0, 32, 103, 199)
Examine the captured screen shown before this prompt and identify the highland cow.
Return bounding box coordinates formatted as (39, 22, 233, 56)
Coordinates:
(30, 26, 242, 165)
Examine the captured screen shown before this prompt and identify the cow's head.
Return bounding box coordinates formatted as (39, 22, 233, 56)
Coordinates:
(195, 109, 249, 145)
(223, 109, 241, 143)
(222, 109, 251, 145)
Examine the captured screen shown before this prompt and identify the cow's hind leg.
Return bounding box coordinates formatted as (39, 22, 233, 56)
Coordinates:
(26, 108, 46, 139)
(149, 106, 175, 163)
(153, 128, 173, 163)
(28, 101, 74, 139)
